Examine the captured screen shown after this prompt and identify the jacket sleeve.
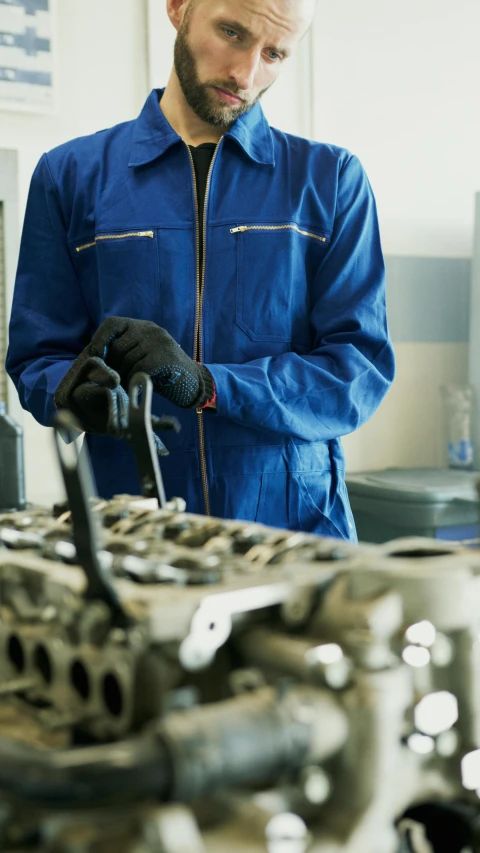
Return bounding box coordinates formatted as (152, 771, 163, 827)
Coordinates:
(6, 154, 93, 427)
(205, 154, 395, 442)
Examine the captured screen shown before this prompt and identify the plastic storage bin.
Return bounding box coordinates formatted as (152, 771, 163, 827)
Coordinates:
(346, 468, 479, 543)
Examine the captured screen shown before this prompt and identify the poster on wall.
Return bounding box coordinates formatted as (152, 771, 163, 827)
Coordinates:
(0, 0, 56, 113)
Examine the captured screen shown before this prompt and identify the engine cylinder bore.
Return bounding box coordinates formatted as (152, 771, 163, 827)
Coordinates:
(70, 659, 91, 701)
(7, 634, 25, 673)
(33, 644, 53, 685)
(102, 672, 124, 717)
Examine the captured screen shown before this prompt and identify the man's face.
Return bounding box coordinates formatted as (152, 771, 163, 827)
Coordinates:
(173, 0, 315, 127)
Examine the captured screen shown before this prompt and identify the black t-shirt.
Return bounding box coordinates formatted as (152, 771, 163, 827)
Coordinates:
(188, 143, 216, 272)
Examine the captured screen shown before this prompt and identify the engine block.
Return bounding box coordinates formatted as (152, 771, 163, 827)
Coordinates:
(0, 392, 478, 853)
(0, 493, 479, 852)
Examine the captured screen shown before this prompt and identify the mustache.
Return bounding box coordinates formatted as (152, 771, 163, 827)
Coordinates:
(207, 81, 248, 102)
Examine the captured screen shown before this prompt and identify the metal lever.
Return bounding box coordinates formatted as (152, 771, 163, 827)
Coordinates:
(53, 411, 129, 627)
(127, 373, 178, 507)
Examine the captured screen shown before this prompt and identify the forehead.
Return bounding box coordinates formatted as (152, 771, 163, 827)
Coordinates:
(192, 0, 314, 43)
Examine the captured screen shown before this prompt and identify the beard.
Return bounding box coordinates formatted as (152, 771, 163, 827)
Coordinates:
(173, 19, 268, 127)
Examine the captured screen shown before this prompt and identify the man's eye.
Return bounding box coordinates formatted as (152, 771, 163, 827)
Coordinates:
(222, 28, 238, 39)
(266, 50, 281, 61)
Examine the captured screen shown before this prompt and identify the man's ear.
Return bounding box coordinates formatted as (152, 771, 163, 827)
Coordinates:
(165, 0, 191, 32)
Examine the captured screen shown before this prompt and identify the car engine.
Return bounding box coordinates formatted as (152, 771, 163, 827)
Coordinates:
(0, 377, 478, 853)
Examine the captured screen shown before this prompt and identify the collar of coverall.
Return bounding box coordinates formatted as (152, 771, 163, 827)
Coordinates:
(128, 88, 275, 169)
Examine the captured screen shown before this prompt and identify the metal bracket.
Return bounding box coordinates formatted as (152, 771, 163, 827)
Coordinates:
(126, 372, 179, 508)
(52, 411, 129, 627)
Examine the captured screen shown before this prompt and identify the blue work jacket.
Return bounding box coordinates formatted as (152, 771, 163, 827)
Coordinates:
(6, 89, 394, 541)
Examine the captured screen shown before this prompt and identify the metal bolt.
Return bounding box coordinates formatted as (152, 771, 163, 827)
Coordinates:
(281, 591, 312, 626)
(430, 633, 455, 667)
(265, 813, 309, 853)
(304, 644, 352, 690)
(127, 628, 145, 651)
(323, 659, 351, 689)
(110, 628, 127, 646)
(407, 733, 435, 756)
(41, 605, 57, 623)
(414, 691, 458, 737)
(165, 497, 187, 513)
(300, 766, 331, 805)
(436, 728, 460, 758)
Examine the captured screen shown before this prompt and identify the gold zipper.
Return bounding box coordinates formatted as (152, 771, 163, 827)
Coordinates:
(186, 139, 223, 517)
(186, 147, 201, 367)
(75, 231, 154, 253)
(230, 224, 328, 243)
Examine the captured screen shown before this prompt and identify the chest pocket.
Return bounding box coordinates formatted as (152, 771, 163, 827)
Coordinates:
(232, 223, 330, 344)
(73, 230, 160, 322)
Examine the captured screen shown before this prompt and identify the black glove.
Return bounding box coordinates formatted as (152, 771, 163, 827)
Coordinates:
(54, 352, 130, 438)
(89, 317, 215, 409)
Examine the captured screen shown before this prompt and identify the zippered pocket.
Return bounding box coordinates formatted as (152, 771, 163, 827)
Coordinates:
(75, 231, 155, 253)
(72, 228, 160, 322)
(231, 223, 329, 244)
(232, 222, 330, 344)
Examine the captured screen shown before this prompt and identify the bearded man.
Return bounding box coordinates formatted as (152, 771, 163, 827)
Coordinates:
(6, 0, 394, 540)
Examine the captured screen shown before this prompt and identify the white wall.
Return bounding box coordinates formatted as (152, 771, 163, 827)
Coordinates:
(344, 342, 469, 471)
(2, 0, 149, 505)
(312, 0, 480, 259)
(310, 0, 480, 471)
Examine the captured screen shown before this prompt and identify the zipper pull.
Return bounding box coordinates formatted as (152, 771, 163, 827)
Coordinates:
(230, 226, 248, 234)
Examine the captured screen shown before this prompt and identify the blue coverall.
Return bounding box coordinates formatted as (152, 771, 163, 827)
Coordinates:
(6, 89, 395, 540)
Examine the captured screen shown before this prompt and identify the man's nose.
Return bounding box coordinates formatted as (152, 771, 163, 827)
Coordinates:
(229, 50, 260, 93)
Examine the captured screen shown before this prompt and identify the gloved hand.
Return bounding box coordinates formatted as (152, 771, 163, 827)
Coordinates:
(89, 317, 215, 410)
(54, 352, 130, 437)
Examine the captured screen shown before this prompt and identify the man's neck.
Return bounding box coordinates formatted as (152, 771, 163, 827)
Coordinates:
(160, 71, 226, 147)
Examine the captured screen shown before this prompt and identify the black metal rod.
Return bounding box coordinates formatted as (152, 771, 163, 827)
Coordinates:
(52, 411, 129, 627)
(127, 373, 167, 507)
